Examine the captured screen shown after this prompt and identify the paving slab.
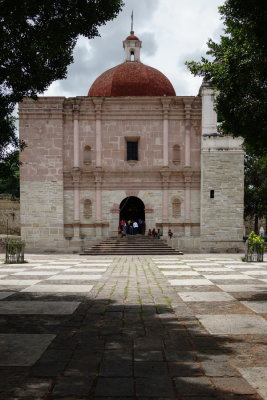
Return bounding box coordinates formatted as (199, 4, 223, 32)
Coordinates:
(21, 284, 93, 293)
(178, 291, 236, 302)
(157, 265, 191, 269)
(161, 271, 199, 276)
(0, 254, 266, 399)
(0, 279, 41, 285)
(197, 314, 267, 334)
(12, 271, 60, 276)
(237, 367, 267, 400)
(0, 333, 56, 366)
(169, 278, 213, 286)
(203, 274, 255, 280)
(46, 274, 102, 280)
(0, 301, 80, 314)
(217, 284, 267, 292)
(0, 292, 14, 300)
(241, 301, 267, 314)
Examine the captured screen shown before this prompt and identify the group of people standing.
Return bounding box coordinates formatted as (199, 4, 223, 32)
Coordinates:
(119, 219, 146, 235)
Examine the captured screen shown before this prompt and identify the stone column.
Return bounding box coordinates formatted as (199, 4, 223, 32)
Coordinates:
(72, 102, 81, 239)
(183, 99, 192, 167)
(160, 169, 171, 237)
(200, 83, 217, 135)
(183, 171, 192, 237)
(161, 98, 171, 167)
(93, 98, 104, 168)
(92, 99, 104, 237)
(94, 169, 103, 237)
(71, 167, 81, 239)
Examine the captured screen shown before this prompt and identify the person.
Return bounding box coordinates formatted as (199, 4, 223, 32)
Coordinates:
(168, 229, 173, 238)
(133, 220, 138, 235)
(120, 219, 126, 233)
(128, 219, 133, 235)
(152, 228, 157, 238)
(148, 228, 152, 236)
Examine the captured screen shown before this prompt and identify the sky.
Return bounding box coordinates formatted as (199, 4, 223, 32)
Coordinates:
(44, 0, 225, 98)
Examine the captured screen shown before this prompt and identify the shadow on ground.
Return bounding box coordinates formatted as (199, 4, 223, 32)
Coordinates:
(0, 291, 263, 399)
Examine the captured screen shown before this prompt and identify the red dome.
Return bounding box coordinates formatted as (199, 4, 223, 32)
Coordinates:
(126, 35, 139, 40)
(88, 62, 176, 97)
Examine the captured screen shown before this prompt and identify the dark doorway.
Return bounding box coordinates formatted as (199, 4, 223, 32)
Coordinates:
(119, 196, 145, 223)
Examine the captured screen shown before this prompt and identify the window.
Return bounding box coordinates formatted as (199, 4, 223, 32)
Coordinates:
(127, 141, 138, 161)
(172, 198, 181, 217)
(210, 190, 214, 199)
(173, 145, 180, 163)
(84, 199, 92, 218)
(84, 145, 91, 164)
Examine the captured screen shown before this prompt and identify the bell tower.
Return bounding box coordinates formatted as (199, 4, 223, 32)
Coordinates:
(123, 11, 142, 62)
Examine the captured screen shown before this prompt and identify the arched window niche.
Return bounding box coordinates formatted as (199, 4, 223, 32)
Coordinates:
(84, 145, 92, 164)
(172, 198, 181, 218)
(84, 199, 92, 219)
(173, 144, 180, 164)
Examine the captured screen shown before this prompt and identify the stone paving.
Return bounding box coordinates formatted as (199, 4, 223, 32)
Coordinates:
(0, 254, 267, 399)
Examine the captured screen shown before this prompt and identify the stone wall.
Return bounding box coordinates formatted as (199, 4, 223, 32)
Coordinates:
(0, 195, 20, 235)
(200, 135, 244, 252)
(19, 98, 66, 252)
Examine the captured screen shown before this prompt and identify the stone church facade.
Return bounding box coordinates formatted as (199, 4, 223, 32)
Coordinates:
(19, 31, 244, 253)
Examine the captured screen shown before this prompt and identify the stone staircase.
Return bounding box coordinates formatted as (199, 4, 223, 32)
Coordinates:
(80, 235, 183, 256)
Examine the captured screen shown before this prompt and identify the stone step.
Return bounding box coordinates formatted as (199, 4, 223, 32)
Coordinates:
(81, 236, 183, 256)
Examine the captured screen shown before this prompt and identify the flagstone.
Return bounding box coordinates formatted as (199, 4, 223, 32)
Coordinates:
(203, 274, 255, 280)
(0, 301, 80, 314)
(178, 292, 236, 302)
(46, 274, 102, 280)
(217, 284, 267, 292)
(0, 333, 56, 366)
(197, 314, 267, 334)
(0, 292, 14, 300)
(169, 279, 213, 286)
(161, 271, 199, 276)
(0, 279, 41, 286)
(21, 284, 93, 293)
(237, 367, 267, 400)
(241, 301, 267, 314)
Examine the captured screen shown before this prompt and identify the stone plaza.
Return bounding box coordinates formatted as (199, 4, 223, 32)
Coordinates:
(0, 253, 267, 399)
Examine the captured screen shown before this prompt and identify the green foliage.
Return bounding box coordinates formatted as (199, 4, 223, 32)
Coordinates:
(186, 0, 267, 155)
(247, 231, 265, 253)
(0, 150, 20, 197)
(5, 238, 25, 263)
(244, 152, 267, 232)
(0, 0, 124, 159)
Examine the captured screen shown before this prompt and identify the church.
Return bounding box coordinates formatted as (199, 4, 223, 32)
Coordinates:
(19, 29, 244, 253)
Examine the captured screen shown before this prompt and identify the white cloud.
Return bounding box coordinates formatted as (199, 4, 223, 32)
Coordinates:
(44, 0, 224, 98)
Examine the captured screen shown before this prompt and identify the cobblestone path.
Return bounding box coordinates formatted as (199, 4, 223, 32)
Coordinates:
(0, 254, 267, 399)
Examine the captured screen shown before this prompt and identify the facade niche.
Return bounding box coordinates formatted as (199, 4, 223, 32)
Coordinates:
(172, 198, 181, 217)
(84, 199, 92, 218)
(173, 144, 180, 164)
(84, 145, 92, 164)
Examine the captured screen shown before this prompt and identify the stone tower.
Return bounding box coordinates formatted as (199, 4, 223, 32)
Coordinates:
(200, 81, 244, 252)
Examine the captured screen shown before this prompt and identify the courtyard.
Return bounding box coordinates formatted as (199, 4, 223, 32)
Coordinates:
(0, 253, 266, 399)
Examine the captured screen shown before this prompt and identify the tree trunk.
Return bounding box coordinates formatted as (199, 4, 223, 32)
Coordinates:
(254, 215, 259, 233)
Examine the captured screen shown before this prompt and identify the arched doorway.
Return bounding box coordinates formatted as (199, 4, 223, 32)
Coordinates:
(119, 196, 145, 233)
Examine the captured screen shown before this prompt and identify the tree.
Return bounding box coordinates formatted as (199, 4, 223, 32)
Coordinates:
(244, 152, 267, 233)
(0, 150, 20, 198)
(0, 0, 123, 159)
(186, 0, 267, 155)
